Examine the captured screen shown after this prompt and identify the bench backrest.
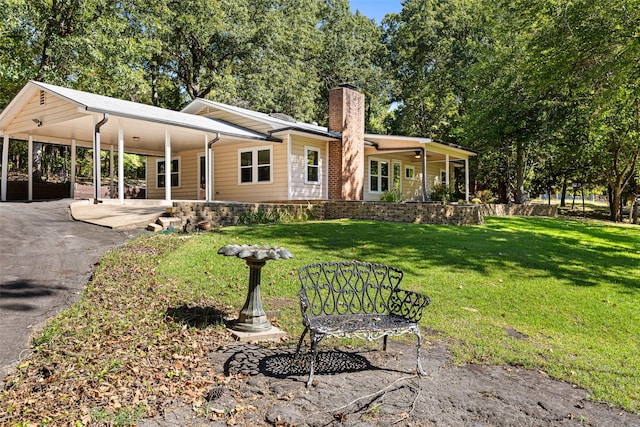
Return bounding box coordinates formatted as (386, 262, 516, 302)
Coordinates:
(298, 261, 404, 316)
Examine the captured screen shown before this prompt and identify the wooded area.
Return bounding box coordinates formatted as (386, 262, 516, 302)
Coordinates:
(1, 0, 638, 221)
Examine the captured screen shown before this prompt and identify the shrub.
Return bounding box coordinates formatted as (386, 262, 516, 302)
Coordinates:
(430, 184, 451, 203)
(380, 182, 403, 202)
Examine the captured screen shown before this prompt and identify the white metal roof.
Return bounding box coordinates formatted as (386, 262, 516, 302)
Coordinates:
(29, 82, 269, 140)
(183, 98, 340, 138)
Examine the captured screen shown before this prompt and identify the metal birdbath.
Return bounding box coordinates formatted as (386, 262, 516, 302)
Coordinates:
(217, 244, 293, 335)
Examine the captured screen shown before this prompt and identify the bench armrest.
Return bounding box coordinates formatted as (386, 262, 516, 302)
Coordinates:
(389, 289, 430, 322)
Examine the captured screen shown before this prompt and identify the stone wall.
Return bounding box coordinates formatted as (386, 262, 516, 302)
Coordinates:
(479, 203, 558, 218)
(170, 201, 325, 226)
(169, 201, 557, 227)
(324, 201, 485, 226)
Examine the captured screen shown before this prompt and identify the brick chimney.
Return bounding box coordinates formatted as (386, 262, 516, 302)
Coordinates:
(327, 85, 365, 200)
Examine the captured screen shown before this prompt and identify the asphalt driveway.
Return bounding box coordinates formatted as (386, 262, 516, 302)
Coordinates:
(0, 200, 139, 377)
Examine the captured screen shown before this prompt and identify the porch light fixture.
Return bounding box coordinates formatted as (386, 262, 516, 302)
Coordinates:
(132, 136, 140, 141)
(414, 151, 421, 159)
(32, 118, 43, 127)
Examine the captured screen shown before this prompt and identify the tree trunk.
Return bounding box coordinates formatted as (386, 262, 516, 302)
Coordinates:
(33, 143, 43, 183)
(560, 177, 567, 207)
(515, 140, 525, 203)
(609, 184, 622, 222)
(151, 61, 159, 107)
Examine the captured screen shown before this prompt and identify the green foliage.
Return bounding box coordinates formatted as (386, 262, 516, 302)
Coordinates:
(379, 181, 403, 202)
(429, 183, 452, 203)
(384, 0, 487, 141)
(235, 205, 317, 225)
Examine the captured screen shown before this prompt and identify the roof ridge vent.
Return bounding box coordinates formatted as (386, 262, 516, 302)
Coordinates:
(269, 112, 297, 123)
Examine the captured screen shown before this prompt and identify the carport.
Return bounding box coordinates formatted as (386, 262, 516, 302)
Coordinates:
(0, 81, 272, 203)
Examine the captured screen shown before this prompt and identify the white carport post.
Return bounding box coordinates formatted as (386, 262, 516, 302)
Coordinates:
(1, 134, 9, 201)
(164, 128, 171, 202)
(109, 145, 115, 198)
(118, 123, 124, 205)
(28, 136, 33, 201)
(465, 158, 470, 202)
(70, 139, 76, 198)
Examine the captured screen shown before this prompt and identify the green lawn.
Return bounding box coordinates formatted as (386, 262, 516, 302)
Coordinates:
(2, 216, 638, 424)
(159, 217, 640, 412)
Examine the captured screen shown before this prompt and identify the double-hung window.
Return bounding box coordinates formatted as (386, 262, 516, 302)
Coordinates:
(369, 158, 389, 193)
(305, 147, 320, 183)
(157, 158, 180, 188)
(239, 147, 272, 184)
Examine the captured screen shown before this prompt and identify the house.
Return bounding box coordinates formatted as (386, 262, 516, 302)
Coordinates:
(0, 81, 475, 203)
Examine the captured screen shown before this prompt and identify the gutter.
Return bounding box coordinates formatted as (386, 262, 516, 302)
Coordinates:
(83, 106, 278, 142)
(205, 133, 220, 202)
(93, 113, 109, 203)
(369, 141, 428, 202)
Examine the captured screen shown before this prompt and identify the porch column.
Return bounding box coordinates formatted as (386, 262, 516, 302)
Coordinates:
(28, 136, 33, 201)
(70, 139, 76, 198)
(109, 145, 115, 198)
(421, 150, 428, 202)
(445, 154, 450, 186)
(1, 134, 9, 201)
(465, 158, 470, 202)
(164, 128, 171, 202)
(118, 123, 124, 205)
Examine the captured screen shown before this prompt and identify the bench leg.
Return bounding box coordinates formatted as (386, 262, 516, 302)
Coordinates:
(383, 335, 388, 351)
(295, 326, 309, 355)
(306, 331, 322, 388)
(415, 328, 427, 376)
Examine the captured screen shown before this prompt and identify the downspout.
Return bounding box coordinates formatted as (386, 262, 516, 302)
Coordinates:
(369, 142, 428, 202)
(206, 133, 220, 202)
(93, 113, 109, 204)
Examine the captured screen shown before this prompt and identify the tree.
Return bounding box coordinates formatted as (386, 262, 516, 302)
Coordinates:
(524, 0, 640, 221)
(315, 0, 389, 129)
(384, 0, 487, 142)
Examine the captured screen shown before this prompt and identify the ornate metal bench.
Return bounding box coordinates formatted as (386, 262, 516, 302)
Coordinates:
(295, 261, 431, 387)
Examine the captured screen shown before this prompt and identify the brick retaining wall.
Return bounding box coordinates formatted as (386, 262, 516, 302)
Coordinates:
(170, 201, 325, 226)
(170, 201, 557, 227)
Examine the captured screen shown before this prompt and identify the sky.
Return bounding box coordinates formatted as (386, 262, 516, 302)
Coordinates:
(349, 0, 403, 23)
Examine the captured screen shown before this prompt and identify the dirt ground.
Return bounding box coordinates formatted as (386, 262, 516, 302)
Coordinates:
(140, 338, 640, 427)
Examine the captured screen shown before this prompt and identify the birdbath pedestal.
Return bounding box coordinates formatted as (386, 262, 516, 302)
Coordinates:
(217, 244, 293, 340)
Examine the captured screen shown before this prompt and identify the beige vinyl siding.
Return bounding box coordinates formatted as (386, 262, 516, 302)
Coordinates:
(146, 150, 201, 200)
(290, 135, 325, 200)
(212, 141, 288, 202)
(5, 90, 85, 134)
(364, 156, 455, 201)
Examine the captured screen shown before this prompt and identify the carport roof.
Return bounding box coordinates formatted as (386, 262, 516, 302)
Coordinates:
(0, 81, 274, 150)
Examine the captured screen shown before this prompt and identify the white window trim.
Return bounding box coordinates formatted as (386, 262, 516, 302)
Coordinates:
(238, 146, 273, 185)
(156, 156, 181, 189)
(405, 166, 415, 180)
(368, 156, 390, 194)
(304, 146, 321, 184)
